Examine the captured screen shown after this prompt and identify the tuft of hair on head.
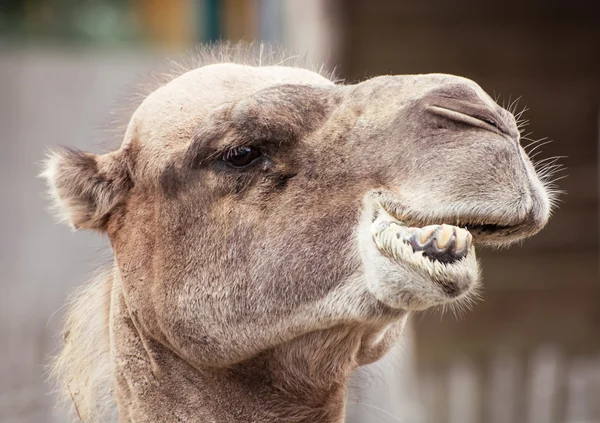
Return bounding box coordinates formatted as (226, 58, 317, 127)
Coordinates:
(40, 147, 132, 232)
(141, 41, 339, 99)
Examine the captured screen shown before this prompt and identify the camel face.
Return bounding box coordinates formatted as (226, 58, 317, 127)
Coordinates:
(343, 74, 552, 310)
(45, 62, 552, 377)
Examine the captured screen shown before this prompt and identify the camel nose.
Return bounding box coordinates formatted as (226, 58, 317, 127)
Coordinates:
(425, 84, 520, 142)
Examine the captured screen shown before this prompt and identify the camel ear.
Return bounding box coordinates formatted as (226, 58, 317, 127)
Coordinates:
(41, 148, 132, 231)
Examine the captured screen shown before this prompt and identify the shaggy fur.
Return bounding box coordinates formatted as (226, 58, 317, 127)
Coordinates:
(48, 270, 117, 421)
(43, 44, 556, 423)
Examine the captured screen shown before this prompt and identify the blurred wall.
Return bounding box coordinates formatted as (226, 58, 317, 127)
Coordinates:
(0, 50, 161, 423)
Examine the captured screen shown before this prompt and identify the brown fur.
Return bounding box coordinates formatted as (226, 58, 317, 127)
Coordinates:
(43, 45, 555, 422)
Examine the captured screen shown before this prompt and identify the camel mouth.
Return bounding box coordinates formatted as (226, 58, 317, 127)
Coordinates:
(365, 205, 480, 309)
(371, 207, 475, 270)
(373, 219, 473, 266)
(361, 189, 543, 310)
(363, 192, 533, 309)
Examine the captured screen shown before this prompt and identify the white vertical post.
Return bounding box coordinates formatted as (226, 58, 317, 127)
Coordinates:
(447, 358, 479, 423)
(525, 346, 561, 423)
(564, 358, 596, 423)
(487, 351, 519, 423)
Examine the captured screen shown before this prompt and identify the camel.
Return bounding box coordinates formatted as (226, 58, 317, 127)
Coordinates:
(43, 45, 557, 423)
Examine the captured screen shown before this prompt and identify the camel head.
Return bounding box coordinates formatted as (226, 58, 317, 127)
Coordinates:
(43, 49, 555, 422)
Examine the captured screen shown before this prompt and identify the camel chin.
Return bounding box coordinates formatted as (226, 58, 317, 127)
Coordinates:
(360, 200, 480, 311)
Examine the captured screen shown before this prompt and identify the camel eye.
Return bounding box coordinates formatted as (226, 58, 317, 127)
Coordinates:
(223, 146, 261, 168)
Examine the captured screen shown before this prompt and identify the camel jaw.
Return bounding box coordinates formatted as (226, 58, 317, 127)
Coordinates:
(359, 200, 481, 311)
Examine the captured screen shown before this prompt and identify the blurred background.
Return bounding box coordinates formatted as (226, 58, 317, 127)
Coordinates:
(1, 1, 598, 422)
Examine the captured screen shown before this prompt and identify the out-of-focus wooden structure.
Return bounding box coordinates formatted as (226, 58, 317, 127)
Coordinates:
(338, 1, 599, 421)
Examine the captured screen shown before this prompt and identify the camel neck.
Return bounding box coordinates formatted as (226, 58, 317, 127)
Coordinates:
(109, 284, 348, 423)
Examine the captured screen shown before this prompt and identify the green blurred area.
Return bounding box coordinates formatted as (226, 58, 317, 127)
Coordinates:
(1, 0, 142, 45)
(0, 0, 231, 48)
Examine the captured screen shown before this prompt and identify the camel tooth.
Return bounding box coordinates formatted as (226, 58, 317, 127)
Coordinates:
(454, 228, 468, 252)
(435, 224, 454, 250)
(418, 225, 439, 245)
(466, 231, 473, 250)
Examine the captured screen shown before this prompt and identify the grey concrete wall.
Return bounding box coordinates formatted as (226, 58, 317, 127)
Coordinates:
(0, 50, 159, 423)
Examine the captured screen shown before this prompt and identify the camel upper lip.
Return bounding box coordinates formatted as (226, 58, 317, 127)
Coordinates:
(373, 199, 521, 241)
